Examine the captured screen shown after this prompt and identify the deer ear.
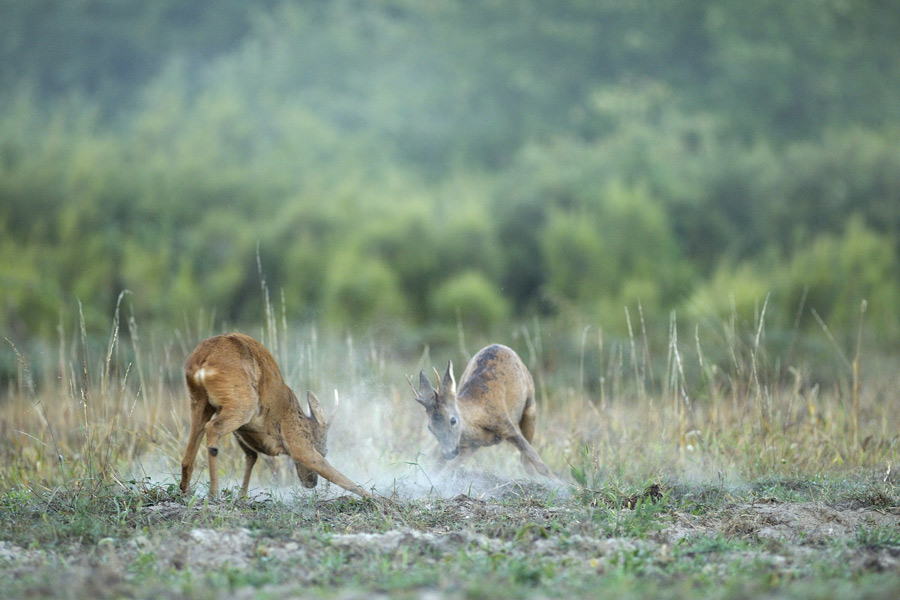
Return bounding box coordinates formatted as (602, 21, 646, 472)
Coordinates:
(441, 360, 457, 397)
(307, 391, 326, 425)
(415, 370, 436, 407)
(418, 370, 432, 394)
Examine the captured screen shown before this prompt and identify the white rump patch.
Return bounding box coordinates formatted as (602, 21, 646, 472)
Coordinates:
(193, 367, 215, 385)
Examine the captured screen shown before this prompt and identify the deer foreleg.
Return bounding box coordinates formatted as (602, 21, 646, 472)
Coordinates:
(507, 434, 561, 482)
(292, 449, 373, 499)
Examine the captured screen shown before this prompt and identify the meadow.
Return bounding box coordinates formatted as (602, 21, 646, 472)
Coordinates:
(3, 3, 900, 598)
(2, 296, 899, 600)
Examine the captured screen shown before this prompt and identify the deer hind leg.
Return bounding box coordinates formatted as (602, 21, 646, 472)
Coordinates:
(519, 396, 536, 444)
(203, 386, 258, 498)
(520, 453, 538, 478)
(180, 383, 215, 495)
(507, 433, 559, 482)
(517, 397, 538, 475)
(234, 434, 259, 499)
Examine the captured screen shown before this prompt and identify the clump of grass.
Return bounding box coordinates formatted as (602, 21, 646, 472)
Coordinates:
(853, 525, 900, 550)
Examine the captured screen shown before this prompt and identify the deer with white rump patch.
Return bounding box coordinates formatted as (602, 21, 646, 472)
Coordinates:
(179, 333, 372, 499)
(408, 344, 558, 480)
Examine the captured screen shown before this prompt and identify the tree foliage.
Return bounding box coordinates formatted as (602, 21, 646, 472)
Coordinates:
(1, 0, 899, 342)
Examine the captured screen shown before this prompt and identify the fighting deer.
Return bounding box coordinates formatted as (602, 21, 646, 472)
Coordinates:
(408, 344, 558, 480)
(179, 333, 372, 499)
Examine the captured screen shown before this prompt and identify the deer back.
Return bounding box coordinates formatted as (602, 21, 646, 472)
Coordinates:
(456, 344, 534, 427)
(185, 334, 287, 405)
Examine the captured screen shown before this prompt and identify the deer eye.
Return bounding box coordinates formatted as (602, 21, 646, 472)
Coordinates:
(450, 417, 458, 427)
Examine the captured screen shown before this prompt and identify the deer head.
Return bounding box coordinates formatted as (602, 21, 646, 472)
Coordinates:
(294, 391, 329, 488)
(409, 361, 461, 460)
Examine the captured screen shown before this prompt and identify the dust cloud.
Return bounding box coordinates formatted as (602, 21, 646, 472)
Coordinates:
(133, 369, 568, 502)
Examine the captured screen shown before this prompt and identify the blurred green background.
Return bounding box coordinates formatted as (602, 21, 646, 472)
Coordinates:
(2, 0, 899, 346)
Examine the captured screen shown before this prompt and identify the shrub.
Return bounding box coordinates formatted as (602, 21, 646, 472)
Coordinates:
(780, 216, 900, 341)
(430, 270, 510, 332)
(322, 250, 408, 328)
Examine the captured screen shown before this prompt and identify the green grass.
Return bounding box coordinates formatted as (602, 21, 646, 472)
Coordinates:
(2, 478, 900, 599)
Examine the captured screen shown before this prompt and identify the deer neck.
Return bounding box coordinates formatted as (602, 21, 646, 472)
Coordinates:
(280, 411, 316, 453)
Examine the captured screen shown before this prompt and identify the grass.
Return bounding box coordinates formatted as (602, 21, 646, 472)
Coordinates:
(2, 476, 900, 598)
(2, 298, 900, 598)
(2, 478, 899, 599)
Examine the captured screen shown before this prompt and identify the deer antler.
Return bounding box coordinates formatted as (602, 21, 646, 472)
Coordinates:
(433, 366, 442, 393)
(328, 389, 339, 428)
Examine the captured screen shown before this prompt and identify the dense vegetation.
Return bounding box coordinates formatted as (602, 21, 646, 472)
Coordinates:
(2, 0, 899, 345)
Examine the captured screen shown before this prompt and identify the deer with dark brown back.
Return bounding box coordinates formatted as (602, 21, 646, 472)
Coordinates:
(179, 333, 372, 499)
(408, 344, 558, 480)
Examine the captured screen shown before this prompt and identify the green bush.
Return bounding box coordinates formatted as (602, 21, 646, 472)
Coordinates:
(322, 249, 409, 328)
(683, 260, 775, 329)
(779, 217, 900, 341)
(540, 181, 690, 317)
(684, 218, 900, 343)
(430, 270, 510, 332)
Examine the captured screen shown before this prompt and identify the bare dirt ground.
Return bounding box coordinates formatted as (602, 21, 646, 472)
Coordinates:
(145, 497, 897, 574)
(3, 476, 900, 599)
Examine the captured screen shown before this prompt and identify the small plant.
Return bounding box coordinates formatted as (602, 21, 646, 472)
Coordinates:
(589, 484, 669, 539)
(854, 526, 900, 550)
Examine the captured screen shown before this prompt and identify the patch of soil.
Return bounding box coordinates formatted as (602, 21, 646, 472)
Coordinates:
(4, 485, 900, 597)
(666, 501, 900, 546)
(0, 540, 46, 569)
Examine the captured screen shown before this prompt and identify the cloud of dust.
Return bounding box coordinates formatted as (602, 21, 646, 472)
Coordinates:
(132, 361, 566, 502)
(313, 374, 567, 500)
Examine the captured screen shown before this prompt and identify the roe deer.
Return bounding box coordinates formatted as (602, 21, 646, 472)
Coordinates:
(408, 344, 558, 480)
(179, 333, 372, 499)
